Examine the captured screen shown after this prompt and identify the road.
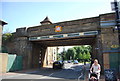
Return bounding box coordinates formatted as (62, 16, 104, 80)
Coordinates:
(1, 63, 87, 81)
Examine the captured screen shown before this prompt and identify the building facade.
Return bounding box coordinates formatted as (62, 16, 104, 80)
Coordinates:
(43, 47, 57, 67)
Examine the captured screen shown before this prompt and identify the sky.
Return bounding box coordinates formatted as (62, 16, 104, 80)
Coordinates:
(57, 46, 73, 53)
(0, 0, 117, 33)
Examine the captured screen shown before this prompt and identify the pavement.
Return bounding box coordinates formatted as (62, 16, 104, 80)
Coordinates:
(82, 64, 120, 81)
(0, 65, 53, 76)
(0, 68, 39, 76)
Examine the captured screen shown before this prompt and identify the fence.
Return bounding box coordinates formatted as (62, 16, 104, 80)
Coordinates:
(0, 53, 23, 73)
(7, 54, 23, 72)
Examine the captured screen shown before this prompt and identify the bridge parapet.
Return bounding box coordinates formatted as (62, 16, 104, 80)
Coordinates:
(16, 27, 27, 37)
(100, 13, 116, 28)
(27, 17, 99, 37)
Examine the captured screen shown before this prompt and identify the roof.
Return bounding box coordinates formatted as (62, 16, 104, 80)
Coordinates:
(0, 20, 7, 26)
(40, 16, 52, 24)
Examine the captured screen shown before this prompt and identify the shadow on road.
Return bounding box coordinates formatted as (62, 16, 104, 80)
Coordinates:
(1, 64, 87, 80)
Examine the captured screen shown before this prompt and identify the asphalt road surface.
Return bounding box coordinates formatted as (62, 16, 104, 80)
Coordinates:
(1, 63, 87, 81)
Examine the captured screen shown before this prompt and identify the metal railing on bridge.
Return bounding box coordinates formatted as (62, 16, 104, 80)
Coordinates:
(29, 31, 98, 41)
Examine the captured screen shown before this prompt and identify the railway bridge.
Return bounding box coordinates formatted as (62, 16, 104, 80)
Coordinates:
(6, 13, 120, 72)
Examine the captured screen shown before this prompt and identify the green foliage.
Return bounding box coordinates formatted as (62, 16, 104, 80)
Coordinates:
(73, 46, 81, 56)
(86, 52, 91, 60)
(78, 53, 83, 59)
(57, 53, 62, 60)
(69, 46, 91, 60)
(82, 52, 86, 60)
(2, 33, 12, 41)
(2, 33, 12, 53)
(60, 50, 67, 60)
(58, 45, 92, 61)
(66, 48, 76, 60)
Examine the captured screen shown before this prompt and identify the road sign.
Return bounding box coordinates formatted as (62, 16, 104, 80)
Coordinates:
(111, 2, 115, 11)
(111, 1, 120, 11)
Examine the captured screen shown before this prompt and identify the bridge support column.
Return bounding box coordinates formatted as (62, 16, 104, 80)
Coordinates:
(14, 27, 33, 69)
(99, 13, 120, 74)
(100, 27, 120, 73)
(14, 37, 33, 69)
(96, 34, 104, 73)
(32, 44, 47, 68)
(91, 34, 103, 72)
(32, 43, 40, 68)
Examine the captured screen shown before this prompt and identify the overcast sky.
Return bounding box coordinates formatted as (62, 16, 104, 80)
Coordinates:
(1, 0, 116, 33)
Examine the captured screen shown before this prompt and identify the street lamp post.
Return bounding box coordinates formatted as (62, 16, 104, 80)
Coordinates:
(113, 0, 120, 46)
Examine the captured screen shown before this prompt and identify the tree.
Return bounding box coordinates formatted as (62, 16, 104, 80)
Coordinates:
(82, 52, 86, 60)
(2, 33, 13, 53)
(78, 53, 83, 60)
(58, 45, 92, 61)
(74, 46, 81, 59)
(60, 50, 67, 60)
(66, 48, 76, 60)
(57, 53, 61, 60)
(86, 52, 91, 60)
(2, 33, 12, 41)
(73, 45, 91, 61)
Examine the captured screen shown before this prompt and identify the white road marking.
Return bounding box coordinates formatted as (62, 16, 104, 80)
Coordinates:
(39, 73, 54, 79)
(78, 73, 83, 81)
